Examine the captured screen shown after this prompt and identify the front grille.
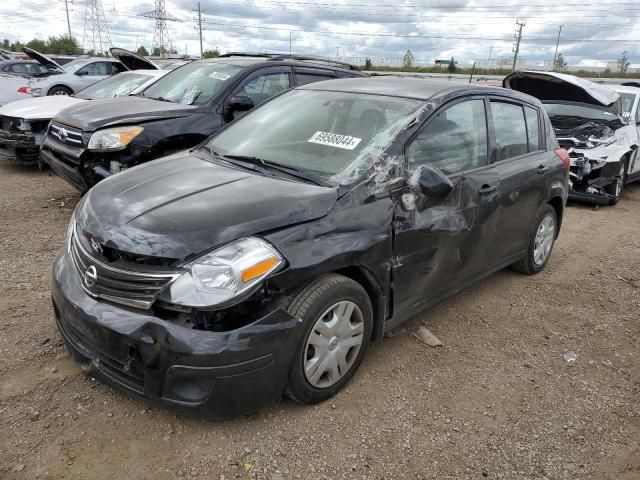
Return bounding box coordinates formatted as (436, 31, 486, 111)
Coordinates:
(69, 225, 180, 310)
(49, 122, 84, 147)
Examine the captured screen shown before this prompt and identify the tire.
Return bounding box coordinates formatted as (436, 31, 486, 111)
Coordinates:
(605, 159, 627, 206)
(285, 274, 373, 404)
(512, 204, 557, 275)
(48, 85, 72, 96)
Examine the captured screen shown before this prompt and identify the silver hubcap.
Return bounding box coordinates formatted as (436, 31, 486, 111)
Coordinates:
(54, 91, 68, 95)
(304, 300, 364, 389)
(533, 214, 555, 266)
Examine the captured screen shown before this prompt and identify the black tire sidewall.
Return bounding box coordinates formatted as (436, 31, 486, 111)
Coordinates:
(49, 86, 72, 96)
(288, 280, 373, 404)
(525, 205, 557, 274)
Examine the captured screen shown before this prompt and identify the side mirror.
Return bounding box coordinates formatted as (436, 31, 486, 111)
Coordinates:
(228, 95, 254, 112)
(75, 70, 88, 76)
(409, 165, 453, 198)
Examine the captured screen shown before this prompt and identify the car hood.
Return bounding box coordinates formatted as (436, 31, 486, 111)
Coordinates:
(76, 152, 338, 260)
(110, 47, 158, 71)
(53, 96, 198, 131)
(0, 95, 86, 120)
(22, 47, 64, 73)
(503, 71, 621, 115)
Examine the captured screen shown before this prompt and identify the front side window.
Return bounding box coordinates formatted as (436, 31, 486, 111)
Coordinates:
(492, 101, 528, 161)
(141, 61, 244, 105)
(205, 89, 421, 185)
(77, 62, 110, 76)
(234, 72, 290, 106)
(75, 72, 153, 100)
(407, 99, 488, 175)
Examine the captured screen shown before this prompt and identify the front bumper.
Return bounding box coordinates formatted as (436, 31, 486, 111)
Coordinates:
(41, 147, 88, 192)
(0, 129, 42, 164)
(51, 250, 304, 419)
(567, 189, 612, 205)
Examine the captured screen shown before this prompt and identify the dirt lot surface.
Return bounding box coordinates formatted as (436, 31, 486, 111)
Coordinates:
(0, 161, 638, 480)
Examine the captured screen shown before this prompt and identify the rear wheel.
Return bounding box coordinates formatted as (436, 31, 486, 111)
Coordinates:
(48, 86, 72, 96)
(285, 274, 373, 404)
(606, 160, 627, 206)
(512, 204, 557, 275)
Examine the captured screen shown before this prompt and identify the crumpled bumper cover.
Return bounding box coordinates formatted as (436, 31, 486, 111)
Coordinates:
(51, 250, 305, 419)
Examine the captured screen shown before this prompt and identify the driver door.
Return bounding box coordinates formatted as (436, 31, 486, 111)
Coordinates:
(392, 97, 502, 316)
(224, 67, 292, 123)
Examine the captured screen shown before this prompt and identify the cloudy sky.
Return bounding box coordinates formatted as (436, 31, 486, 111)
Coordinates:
(1, 0, 638, 67)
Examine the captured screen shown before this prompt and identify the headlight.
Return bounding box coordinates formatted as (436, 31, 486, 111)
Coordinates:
(159, 237, 284, 308)
(87, 126, 143, 151)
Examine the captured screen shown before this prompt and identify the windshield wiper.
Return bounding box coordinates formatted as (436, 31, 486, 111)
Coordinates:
(220, 153, 328, 187)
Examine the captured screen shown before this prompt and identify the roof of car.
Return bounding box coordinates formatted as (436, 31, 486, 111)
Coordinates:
(610, 84, 640, 94)
(297, 76, 502, 100)
(199, 54, 363, 73)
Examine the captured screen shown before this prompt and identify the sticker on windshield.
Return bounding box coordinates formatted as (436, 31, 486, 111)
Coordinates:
(307, 131, 362, 150)
(179, 86, 199, 105)
(209, 71, 231, 81)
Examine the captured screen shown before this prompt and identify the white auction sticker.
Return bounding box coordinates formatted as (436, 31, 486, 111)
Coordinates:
(308, 131, 362, 150)
(209, 71, 231, 81)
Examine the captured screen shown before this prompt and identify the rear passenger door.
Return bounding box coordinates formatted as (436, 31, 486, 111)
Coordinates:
(488, 98, 550, 259)
(293, 67, 336, 86)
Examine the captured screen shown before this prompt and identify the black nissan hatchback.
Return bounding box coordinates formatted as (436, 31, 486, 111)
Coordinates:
(41, 54, 366, 192)
(51, 77, 569, 418)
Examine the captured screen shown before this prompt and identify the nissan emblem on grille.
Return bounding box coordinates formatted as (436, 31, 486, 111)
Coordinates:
(89, 237, 103, 255)
(84, 265, 98, 288)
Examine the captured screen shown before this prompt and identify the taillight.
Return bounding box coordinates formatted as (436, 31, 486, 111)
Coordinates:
(554, 148, 570, 170)
(17, 86, 32, 94)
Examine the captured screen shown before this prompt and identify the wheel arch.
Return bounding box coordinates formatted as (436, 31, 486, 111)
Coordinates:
(47, 84, 74, 95)
(548, 196, 564, 237)
(332, 266, 386, 342)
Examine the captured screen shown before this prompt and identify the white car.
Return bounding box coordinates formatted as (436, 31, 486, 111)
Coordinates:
(0, 68, 167, 166)
(504, 71, 640, 205)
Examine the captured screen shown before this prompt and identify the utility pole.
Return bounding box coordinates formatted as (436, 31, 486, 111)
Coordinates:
(512, 20, 525, 71)
(82, 0, 112, 54)
(139, 0, 182, 59)
(488, 45, 493, 69)
(194, 2, 204, 59)
(336, 46, 340, 57)
(289, 31, 292, 54)
(552, 25, 563, 70)
(63, 0, 72, 39)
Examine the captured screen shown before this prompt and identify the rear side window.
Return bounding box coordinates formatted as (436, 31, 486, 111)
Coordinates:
(524, 106, 541, 151)
(491, 101, 528, 161)
(407, 99, 488, 175)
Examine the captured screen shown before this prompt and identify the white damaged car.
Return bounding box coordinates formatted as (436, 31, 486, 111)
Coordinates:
(0, 49, 167, 167)
(504, 71, 639, 205)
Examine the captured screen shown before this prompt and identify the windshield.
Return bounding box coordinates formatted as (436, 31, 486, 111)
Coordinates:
(62, 59, 89, 73)
(140, 61, 243, 104)
(75, 72, 153, 100)
(619, 93, 637, 120)
(205, 89, 421, 185)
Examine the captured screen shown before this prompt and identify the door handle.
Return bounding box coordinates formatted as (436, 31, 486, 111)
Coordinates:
(478, 185, 497, 195)
(537, 165, 549, 174)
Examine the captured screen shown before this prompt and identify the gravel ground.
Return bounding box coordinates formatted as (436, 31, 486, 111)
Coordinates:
(0, 161, 638, 480)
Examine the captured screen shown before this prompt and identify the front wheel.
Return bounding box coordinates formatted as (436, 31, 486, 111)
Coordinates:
(512, 204, 557, 275)
(285, 274, 373, 404)
(606, 160, 627, 206)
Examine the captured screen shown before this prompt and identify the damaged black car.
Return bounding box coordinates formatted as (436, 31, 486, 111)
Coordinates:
(51, 77, 568, 418)
(504, 71, 639, 205)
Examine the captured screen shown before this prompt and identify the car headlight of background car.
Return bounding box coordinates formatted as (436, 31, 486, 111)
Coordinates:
(159, 237, 284, 308)
(87, 126, 144, 151)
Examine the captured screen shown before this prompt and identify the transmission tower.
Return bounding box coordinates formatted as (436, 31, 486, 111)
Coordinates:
(82, 0, 112, 54)
(139, 0, 182, 58)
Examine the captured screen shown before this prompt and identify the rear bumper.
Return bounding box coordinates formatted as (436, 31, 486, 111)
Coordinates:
(51, 250, 304, 419)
